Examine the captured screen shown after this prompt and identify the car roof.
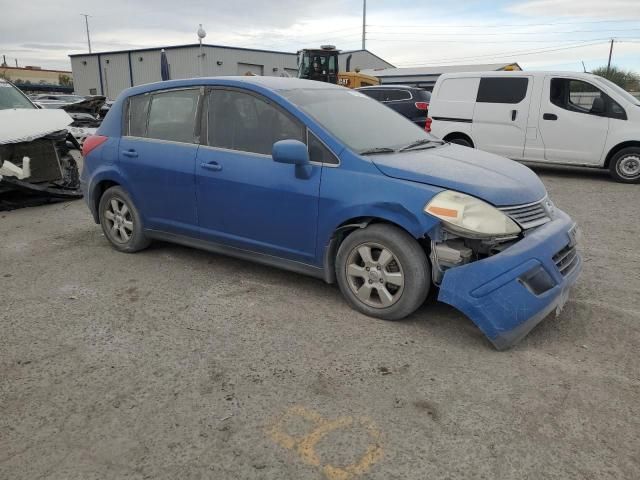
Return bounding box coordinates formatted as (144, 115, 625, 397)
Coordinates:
(121, 76, 341, 98)
(437, 71, 601, 80)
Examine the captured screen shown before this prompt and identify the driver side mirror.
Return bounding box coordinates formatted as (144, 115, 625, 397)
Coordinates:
(591, 96, 605, 115)
(272, 140, 312, 179)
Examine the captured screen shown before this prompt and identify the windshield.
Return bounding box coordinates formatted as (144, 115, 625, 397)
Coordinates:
(594, 76, 640, 106)
(280, 88, 439, 153)
(0, 81, 36, 110)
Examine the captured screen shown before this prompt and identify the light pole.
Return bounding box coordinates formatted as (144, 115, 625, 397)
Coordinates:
(81, 14, 92, 53)
(197, 24, 207, 77)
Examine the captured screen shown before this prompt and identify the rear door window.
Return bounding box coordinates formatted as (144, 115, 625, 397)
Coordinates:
(206, 89, 304, 155)
(477, 77, 529, 104)
(146, 89, 200, 143)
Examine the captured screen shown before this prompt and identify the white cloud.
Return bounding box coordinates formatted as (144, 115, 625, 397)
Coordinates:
(508, 0, 640, 18)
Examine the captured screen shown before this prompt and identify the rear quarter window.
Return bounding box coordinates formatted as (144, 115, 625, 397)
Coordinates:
(477, 77, 529, 104)
(386, 89, 412, 101)
(127, 94, 150, 137)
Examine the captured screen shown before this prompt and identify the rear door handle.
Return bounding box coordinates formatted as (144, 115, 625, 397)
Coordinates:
(511, 110, 517, 121)
(121, 149, 138, 158)
(200, 161, 223, 172)
(543, 113, 558, 121)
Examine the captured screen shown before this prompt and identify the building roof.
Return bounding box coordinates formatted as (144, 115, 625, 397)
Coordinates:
(339, 49, 395, 68)
(69, 43, 296, 58)
(68, 44, 394, 67)
(0, 65, 72, 74)
(361, 62, 521, 77)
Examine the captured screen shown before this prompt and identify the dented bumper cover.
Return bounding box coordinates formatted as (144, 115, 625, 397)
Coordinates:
(437, 209, 582, 350)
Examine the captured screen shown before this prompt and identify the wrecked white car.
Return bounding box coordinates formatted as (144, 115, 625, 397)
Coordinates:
(0, 79, 82, 210)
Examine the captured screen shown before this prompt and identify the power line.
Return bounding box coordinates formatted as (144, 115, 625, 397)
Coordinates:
(368, 19, 640, 28)
(366, 28, 640, 36)
(368, 37, 630, 44)
(396, 41, 609, 67)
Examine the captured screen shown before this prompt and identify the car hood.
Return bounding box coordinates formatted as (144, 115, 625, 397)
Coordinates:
(369, 144, 547, 206)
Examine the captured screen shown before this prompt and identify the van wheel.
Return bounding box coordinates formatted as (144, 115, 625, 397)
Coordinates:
(98, 186, 150, 253)
(335, 224, 430, 321)
(610, 147, 640, 183)
(446, 136, 473, 148)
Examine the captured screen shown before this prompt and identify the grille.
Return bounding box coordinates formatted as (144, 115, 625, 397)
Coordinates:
(553, 244, 579, 277)
(500, 199, 551, 230)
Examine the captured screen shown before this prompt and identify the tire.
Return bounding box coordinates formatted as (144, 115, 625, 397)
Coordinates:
(447, 136, 473, 148)
(335, 223, 430, 321)
(609, 147, 640, 184)
(98, 186, 150, 253)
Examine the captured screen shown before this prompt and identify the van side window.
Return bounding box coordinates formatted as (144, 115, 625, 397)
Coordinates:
(127, 94, 150, 137)
(308, 131, 338, 165)
(147, 89, 200, 143)
(550, 78, 621, 118)
(207, 89, 304, 155)
(477, 77, 529, 104)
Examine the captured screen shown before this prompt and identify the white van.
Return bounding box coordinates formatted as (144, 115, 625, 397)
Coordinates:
(428, 71, 640, 183)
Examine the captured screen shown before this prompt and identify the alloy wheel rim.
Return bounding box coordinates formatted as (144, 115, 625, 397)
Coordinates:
(618, 155, 640, 178)
(104, 198, 134, 243)
(346, 242, 405, 309)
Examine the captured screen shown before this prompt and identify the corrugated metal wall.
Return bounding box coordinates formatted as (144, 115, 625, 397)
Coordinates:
(70, 46, 391, 98)
(101, 53, 131, 99)
(339, 51, 393, 72)
(70, 56, 101, 96)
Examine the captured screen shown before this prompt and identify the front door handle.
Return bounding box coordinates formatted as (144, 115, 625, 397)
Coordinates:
(511, 109, 517, 121)
(200, 161, 223, 172)
(543, 113, 558, 121)
(121, 149, 138, 158)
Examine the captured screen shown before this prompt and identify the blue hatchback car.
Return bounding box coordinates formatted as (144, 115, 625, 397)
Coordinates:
(81, 76, 581, 349)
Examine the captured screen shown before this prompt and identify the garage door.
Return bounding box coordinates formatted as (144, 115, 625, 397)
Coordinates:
(237, 63, 264, 76)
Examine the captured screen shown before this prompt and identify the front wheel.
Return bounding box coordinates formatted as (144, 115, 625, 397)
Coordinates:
(610, 147, 640, 183)
(448, 137, 473, 148)
(335, 224, 430, 321)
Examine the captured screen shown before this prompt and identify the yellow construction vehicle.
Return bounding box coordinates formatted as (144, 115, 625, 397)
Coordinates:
(296, 45, 379, 88)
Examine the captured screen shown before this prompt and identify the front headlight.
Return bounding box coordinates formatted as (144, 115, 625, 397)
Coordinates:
(424, 190, 521, 237)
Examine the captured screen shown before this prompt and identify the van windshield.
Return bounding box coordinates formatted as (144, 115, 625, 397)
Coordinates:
(594, 76, 640, 106)
(0, 81, 36, 110)
(280, 88, 440, 153)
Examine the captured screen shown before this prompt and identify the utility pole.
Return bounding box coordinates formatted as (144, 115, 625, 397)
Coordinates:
(81, 14, 92, 53)
(362, 0, 367, 50)
(606, 38, 614, 75)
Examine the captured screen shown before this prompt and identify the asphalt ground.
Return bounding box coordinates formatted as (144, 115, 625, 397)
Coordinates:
(1, 164, 639, 479)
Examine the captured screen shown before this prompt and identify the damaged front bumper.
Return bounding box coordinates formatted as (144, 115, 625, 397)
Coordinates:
(0, 130, 82, 209)
(437, 209, 582, 350)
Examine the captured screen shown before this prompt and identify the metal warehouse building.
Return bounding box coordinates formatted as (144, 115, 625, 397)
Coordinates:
(69, 44, 393, 98)
(361, 62, 521, 90)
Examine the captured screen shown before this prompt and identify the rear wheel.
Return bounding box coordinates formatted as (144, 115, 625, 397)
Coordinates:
(335, 224, 430, 320)
(98, 186, 150, 253)
(609, 147, 640, 183)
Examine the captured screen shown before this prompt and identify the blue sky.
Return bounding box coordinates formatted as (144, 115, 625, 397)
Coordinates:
(1, 0, 639, 73)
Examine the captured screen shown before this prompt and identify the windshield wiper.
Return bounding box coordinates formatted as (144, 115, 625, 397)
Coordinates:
(399, 139, 443, 152)
(359, 147, 397, 155)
